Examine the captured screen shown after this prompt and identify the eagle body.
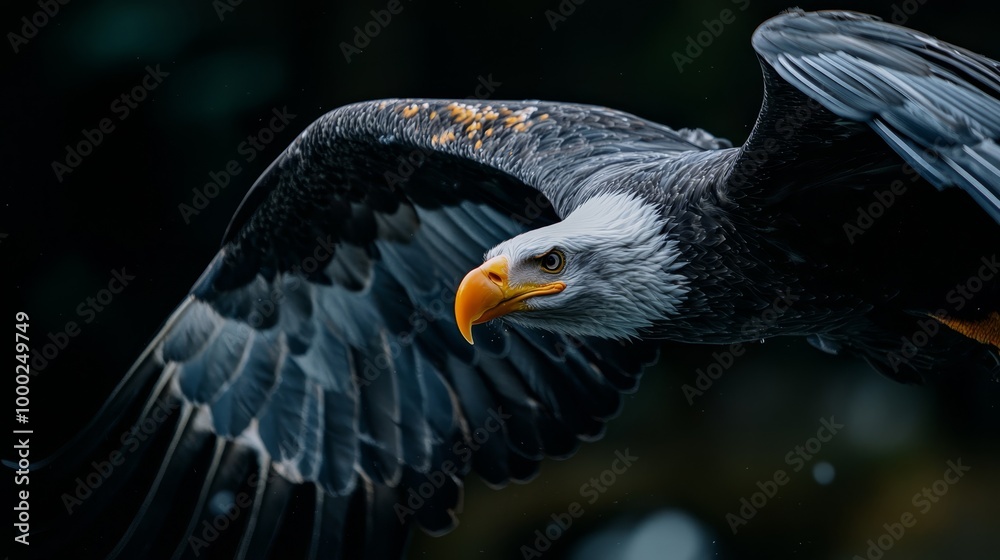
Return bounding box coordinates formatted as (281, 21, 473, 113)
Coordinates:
(644, 138, 1000, 383)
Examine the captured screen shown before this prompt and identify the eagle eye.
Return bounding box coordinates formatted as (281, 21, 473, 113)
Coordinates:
(539, 250, 565, 274)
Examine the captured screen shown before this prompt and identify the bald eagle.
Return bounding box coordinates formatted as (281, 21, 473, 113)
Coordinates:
(37, 9, 999, 560)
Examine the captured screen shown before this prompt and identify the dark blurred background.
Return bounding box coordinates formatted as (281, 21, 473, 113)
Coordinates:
(4, 0, 999, 558)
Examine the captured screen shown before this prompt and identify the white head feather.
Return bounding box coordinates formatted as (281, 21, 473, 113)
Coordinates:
(485, 191, 689, 339)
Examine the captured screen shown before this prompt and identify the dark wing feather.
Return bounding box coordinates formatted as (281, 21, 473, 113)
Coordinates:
(738, 9, 1000, 222)
(37, 98, 714, 559)
(714, 10, 1000, 384)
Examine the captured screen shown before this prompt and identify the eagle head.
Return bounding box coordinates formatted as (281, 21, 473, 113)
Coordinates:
(455, 192, 690, 343)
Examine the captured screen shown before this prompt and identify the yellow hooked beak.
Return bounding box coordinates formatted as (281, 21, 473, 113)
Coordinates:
(454, 256, 566, 344)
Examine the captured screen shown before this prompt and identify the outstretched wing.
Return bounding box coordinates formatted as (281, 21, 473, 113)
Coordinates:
(38, 99, 717, 559)
(717, 10, 1000, 382)
(733, 9, 1000, 222)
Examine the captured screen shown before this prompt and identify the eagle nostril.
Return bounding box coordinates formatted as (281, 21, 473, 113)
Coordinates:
(487, 271, 503, 285)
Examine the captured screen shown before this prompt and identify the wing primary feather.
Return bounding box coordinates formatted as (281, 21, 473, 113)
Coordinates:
(168, 438, 227, 560)
(106, 402, 200, 559)
(234, 459, 274, 560)
(29, 298, 195, 475)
